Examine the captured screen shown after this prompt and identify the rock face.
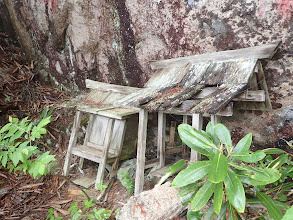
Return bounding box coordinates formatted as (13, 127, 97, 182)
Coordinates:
(0, 0, 292, 145)
(116, 182, 185, 220)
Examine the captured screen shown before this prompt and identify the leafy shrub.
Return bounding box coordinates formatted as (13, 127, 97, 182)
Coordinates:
(117, 170, 134, 195)
(160, 122, 289, 219)
(0, 115, 55, 178)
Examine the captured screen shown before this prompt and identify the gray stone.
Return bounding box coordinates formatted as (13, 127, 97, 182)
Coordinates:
(116, 182, 185, 220)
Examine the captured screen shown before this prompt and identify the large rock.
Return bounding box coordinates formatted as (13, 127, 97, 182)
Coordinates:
(116, 182, 185, 220)
(0, 0, 292, 146)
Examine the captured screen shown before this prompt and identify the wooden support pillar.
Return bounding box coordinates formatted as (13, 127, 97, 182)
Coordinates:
(157, 111, 166, 168)
(135, 109, 148, 195)
(182, 115, 188, 159)
(211, 115, 220, 124)
(63, 111, 82, 176)
(191, 114, 203, 162)
(95, 118, 114, 188)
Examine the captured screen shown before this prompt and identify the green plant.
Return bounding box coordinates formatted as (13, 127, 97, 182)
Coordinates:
(47, 198, 114, 220)
(96, 181, 107, 193)
(117, 170, 134, 195)
(0, 115, 55, 178)
(160, 122, 288, 219)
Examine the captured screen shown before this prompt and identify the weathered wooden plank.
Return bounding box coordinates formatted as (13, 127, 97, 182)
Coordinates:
(157, 111, 166, 168)
(145, 158, 160, 169)
(86, 79, 141, 94)
(191, 114, 203, 161)
(182, 115, 188, 158)
(135, 109, 148, 195)
(63, 111, 83, 176)
(210, 115, 220, 124)
(97, 107, 139, 119)
(188, 84, 247, 114)
(164, 101, 234, 117)
(144, 65, 189, 89)
(96, 118, 114, 187)
(150, 42, 281, 70)
(169, 121, 177, 148)
(234, 62, 272, 111)
(198, 59, 257, 85)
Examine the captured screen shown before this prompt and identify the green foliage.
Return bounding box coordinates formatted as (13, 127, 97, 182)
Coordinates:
(96, 181, 107, 193)
(117, 170, 134, 195)
(47, 198, 115, 220)
(161, 122, 287, 219)
(0, 115, 55, 178)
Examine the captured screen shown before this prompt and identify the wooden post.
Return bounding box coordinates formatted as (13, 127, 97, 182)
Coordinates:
(79, 114, 94, 169)
(63, 111, 82, 176)
(95, 118, 114, 188)
(135, 109, 148, 195)
(191, 114, 203, 162)
(211, 115, 220, 124)
(182, 115, 188, 159)
(157, 111, 166, 168)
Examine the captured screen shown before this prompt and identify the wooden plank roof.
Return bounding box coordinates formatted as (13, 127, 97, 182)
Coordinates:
(150, 41, 280, 70)
(115, 58, 259, 114)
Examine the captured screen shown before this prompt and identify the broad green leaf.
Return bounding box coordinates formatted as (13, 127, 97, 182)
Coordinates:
(37, 116, 51, 128)
(206, 122, 220, 147)
(158, 159, 186, 185)
(262, 148, 286, 155)
(268, 154, 288, 169)
(182, 192, 195, 206)
(178, 124, 215, 156)
(1, 152, 8, 167)
(229, 133, 252, 162)
(245, 166, 281, 183)
(208, 151, 228, 183)
(172, 161, 210, 188)
(214, 124, 232, 147)
(39, 128, 47, 135)
(191, 181, 215, 211)
(187, 210, 204, 220)
(256, 192, 283, 220)
(4, 125, 18, 138)
(232, 150, 265, 163)
(0, 123, 11, 133)
(179, 183, 198, 197)
(224, 169, 245, 213)
(10, 151, 21, 167)
(282, 206, 293, 220)
(214, 182, 223, 215)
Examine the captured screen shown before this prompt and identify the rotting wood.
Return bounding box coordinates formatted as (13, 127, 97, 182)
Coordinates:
(63, 111, 83, 176)
(191, 114, 203, 162)
(96, 118, 114, 188)
(234, 62, 272, 111)
(193, 87, 265, 102)
(169, 121, 177, 148)
(188, 84, 247, 114)
(157, 111, 166, 168)
(135, 109, 148, 195)
(86, 79, 141, 94)
(182, 115, 188, 158)
(150, 41, 281, 70)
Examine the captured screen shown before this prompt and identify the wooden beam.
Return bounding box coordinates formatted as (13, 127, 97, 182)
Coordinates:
(211, 115, 220, 124)
(193, 87, 265, 102)
(157, 111, 166, 168)
(191, 114, 203, 162)
(63, 111, 82, 176)
(95, 118, 114, 188)
(135, 109, 148, 195)
(86, 79, 141, 94)
(182, 115, 188, 159)
(150, 42, 281, 70)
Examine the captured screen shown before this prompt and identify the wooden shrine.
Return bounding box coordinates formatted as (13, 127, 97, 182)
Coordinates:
(63, 80, 139, 189)
(113, 41, 280, 195)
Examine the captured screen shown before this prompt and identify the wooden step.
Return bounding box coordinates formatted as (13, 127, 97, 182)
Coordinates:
(72, 144, 117, 163)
